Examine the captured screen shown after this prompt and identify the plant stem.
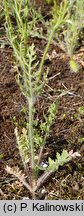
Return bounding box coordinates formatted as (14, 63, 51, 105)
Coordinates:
(34, 170, 54, 192)
(28, 98, 36, 199)
(38, 24, 59, 81)
(28, 55, 36, 195)
(37, 146, 43, 165)
(29, 98, 34, 170)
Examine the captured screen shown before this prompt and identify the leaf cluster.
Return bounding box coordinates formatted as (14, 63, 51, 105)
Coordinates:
(34, 101, 58, 148)
(48, 150, 69, 171)
(64, 0, 84, 56)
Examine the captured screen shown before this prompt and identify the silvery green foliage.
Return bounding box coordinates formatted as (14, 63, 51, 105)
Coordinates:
(48, 150, 69, 171)
(16, 43, 45, 99)
(4, 0, 74, 197)
(4, 0, 44, 52)
(51, 0, 69, 27)
(4, 0, 59, 169)
(64, 0, 84, 56)
(15, 127, 29, 164)
(34, 101, 58, 148)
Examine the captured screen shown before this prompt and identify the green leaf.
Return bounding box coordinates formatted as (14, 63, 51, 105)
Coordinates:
(48, 150, 69, 172)
(79, 106, 84, 115)
(70, 59, 78, 73)
(48, 157, 56, 171)
(79, 137, 84, 144)
(34, 133, 43, 146)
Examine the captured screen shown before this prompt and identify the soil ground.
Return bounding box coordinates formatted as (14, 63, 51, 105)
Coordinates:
(0, 1, 84, 199)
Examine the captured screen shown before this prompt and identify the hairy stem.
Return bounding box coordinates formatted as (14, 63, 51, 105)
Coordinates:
(37, 146, 44, 165)
(38, 23, 60, 81)
(28, 54, 36, 195)
(29, 99, 34, 170)
(34, 170, 54, 192)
